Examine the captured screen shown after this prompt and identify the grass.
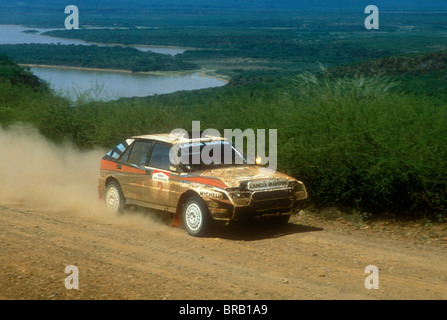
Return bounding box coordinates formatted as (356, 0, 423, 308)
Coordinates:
(280, 73, 447, 215)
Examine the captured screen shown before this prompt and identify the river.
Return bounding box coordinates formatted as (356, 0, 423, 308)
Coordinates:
(30, 66, 225, 101)
(0, 25, 226, 100)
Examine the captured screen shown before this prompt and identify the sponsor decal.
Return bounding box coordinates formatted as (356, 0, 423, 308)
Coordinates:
(199, 190, 223, 199)
(152, 170, 169, 182)
(247, 179, 288, 191)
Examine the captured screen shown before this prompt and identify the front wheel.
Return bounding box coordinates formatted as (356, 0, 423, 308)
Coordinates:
(182, 196, 210, 237)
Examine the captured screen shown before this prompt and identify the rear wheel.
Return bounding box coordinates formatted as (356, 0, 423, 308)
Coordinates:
(182, 196, 210, 237)
(105, 181, 125, 214)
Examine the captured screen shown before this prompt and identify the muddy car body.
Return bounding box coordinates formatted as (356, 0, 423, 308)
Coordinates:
(98, 133, 307, 236)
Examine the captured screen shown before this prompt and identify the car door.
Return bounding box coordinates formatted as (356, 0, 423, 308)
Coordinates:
(117, 140, 154, 201)
(146, 143, 180, 209)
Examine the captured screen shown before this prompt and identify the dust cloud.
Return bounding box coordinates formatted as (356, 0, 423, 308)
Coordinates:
(0, 124, 169, 229)
(0, 124, 106, 214)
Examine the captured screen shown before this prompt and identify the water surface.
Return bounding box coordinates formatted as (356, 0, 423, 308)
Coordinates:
(0, 24, 225, 100)
(0, 25, 185, 55)
(31, 66, 225, 101)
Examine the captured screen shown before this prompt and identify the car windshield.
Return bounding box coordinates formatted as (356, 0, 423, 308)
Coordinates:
(175, 140, 253, 171)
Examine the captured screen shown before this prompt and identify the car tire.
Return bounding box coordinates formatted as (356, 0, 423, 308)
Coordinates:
(105, 181, 125, 214)
(182, 196, 210, 237)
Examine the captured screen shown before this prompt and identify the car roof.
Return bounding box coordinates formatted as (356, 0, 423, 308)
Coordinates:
(131, 133, 228, 145)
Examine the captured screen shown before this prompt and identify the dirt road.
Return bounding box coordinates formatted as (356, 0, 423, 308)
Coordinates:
(1, 203, 446, 300)
(1, 125, 446, 301)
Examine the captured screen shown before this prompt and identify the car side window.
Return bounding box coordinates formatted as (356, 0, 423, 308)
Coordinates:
(119, 144, 132, 163)
(148, 143, 172, 171)
(126, 141, 153, 166)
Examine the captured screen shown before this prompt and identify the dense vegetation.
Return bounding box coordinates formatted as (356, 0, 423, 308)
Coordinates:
(330, 50, 447, 97)
(0, 54, 45, 90)
(45, 28, 447, 70)
(1, 55, 446, 219)
(0, 44, 198, 72)
(331, 50, 447, 77)
(41, 25, 447, 87)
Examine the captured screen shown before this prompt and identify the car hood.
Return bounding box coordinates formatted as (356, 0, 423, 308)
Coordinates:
(196, 166, 293, 189)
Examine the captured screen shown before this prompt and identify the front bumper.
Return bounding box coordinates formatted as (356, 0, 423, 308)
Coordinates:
(206, 188, 307, 222)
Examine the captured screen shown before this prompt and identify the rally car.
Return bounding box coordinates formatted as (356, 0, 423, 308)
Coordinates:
(98, 132, 307, 236)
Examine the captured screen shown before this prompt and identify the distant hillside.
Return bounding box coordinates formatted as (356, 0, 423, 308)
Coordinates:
(331, 50, 447, 77)
(329, 50, 447, 98)
(2, 0, 447, 27)
(2, 0, 446, 14)
(0, 44, 198, 73)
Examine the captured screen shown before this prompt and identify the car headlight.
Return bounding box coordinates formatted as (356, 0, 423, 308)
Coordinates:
(227, 188, 251, 205)
(289, 180, 305, 192)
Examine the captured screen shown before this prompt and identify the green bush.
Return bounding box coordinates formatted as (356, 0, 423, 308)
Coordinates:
(278, 73, 447, 215)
